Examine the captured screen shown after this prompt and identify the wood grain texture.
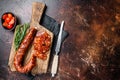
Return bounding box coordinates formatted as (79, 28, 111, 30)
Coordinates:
(8, 2, 53, 75)
(31, 2, 45, 26)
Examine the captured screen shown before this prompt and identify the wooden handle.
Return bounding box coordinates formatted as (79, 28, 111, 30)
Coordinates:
(51, 54, 59, 77)
(31, 2, 45, 24)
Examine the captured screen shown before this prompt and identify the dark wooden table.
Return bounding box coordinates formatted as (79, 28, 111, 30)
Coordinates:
(0, 0, 120, 80)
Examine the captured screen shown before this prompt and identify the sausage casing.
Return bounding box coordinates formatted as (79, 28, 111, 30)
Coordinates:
(14, 28, 37, 73)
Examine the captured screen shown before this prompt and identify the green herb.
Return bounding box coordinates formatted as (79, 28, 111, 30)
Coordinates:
(14, 23, 30, 50)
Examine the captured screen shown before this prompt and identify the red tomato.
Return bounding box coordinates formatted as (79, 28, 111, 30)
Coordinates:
(7, 24, 13, 29)
(9, 17, 15, 25)
(3, 22, 8, 27)
(5, 17, 11, 23)
(8, 13, 13, 19)
(2, 14, 8, 20)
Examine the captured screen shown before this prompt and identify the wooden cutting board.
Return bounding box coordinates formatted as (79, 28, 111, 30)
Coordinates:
(8, 2, 53, 75)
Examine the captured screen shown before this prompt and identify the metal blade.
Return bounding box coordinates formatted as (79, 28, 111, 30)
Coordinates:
(55, 21, 64, 54)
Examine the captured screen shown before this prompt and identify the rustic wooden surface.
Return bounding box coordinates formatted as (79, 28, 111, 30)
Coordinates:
(0, 0, 120, 80)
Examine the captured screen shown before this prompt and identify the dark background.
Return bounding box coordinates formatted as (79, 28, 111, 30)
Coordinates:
(0, 0, 120, 80)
